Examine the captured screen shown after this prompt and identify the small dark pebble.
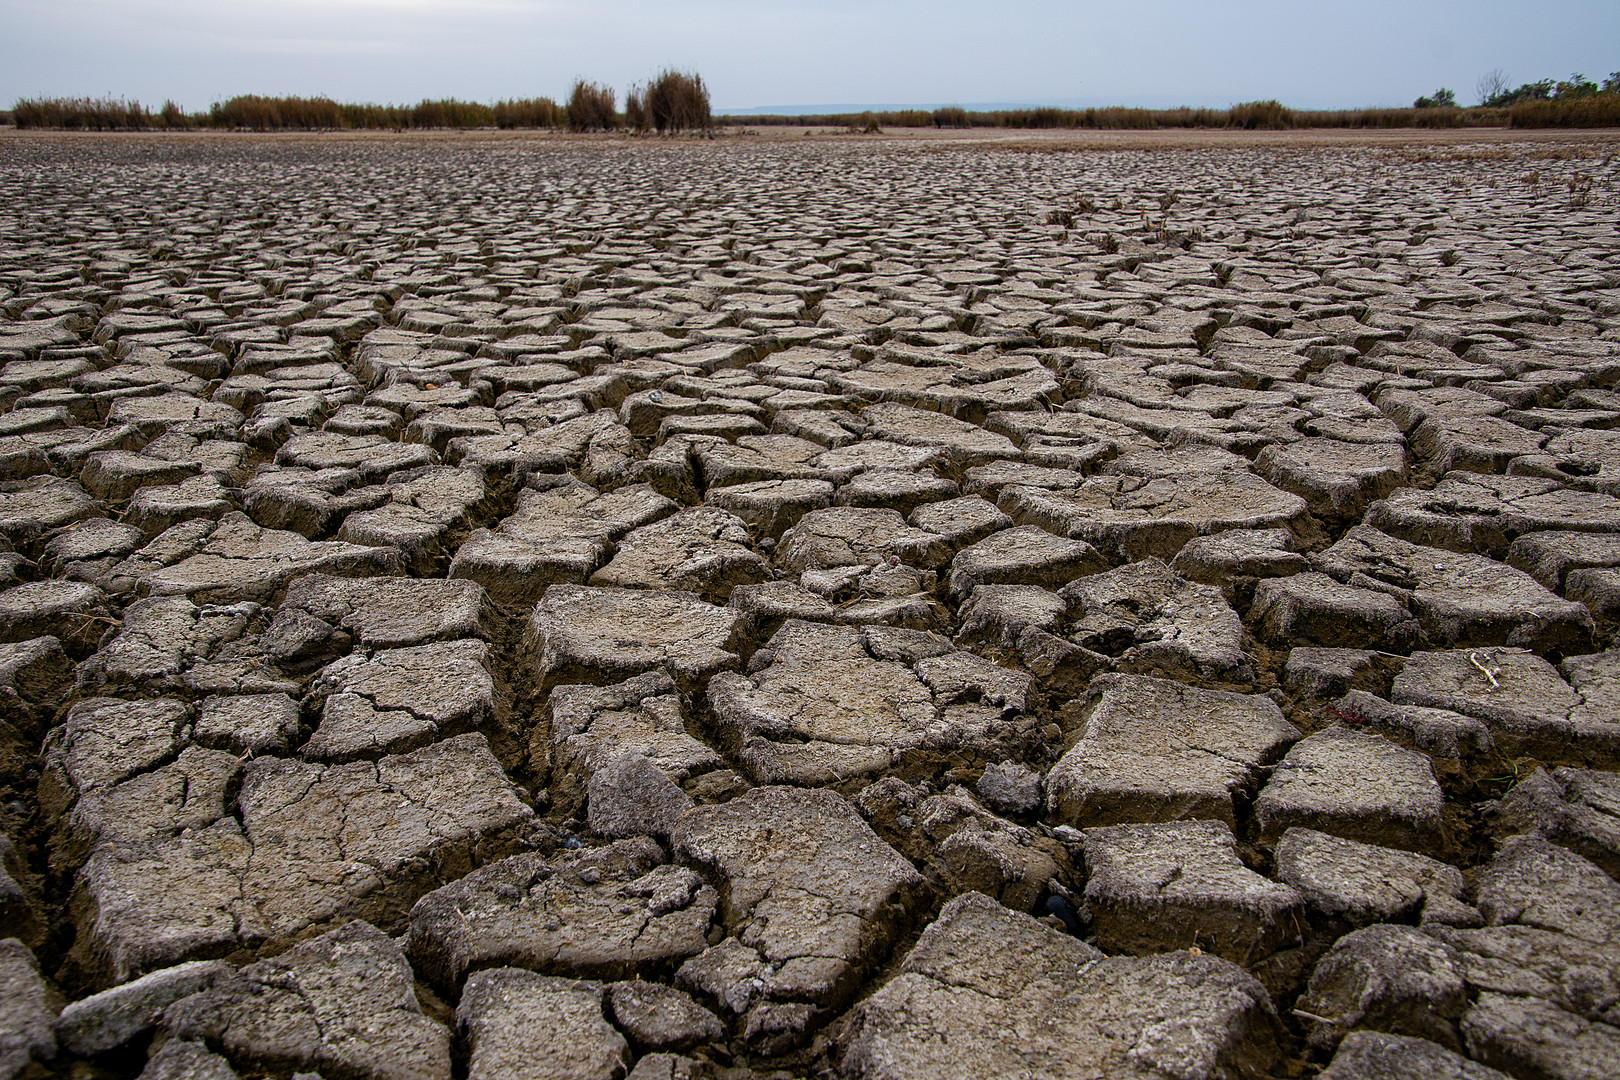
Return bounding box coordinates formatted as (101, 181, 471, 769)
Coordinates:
(1035, 894, 1081, 935)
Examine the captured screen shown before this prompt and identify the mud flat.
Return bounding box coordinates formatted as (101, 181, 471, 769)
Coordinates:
(1, 127, 1619, 1079)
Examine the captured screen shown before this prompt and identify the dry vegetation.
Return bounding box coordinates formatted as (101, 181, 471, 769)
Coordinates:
(565, 80, 618, 132)
(9, 94, 565, 131)
(8, 67, 1618, 132)
(733, 101, 1527, 131)
(1511, 94, 1620, 128)
(645, 69, 713, 134)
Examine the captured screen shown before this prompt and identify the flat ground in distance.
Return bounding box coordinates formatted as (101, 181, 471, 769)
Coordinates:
(1, 126, 1619, 1080)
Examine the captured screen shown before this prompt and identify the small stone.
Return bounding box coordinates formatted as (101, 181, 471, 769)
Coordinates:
(976, 761, 1042, 816)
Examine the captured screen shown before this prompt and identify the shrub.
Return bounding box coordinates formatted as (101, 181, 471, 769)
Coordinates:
(338, 102, 408, 129)
(1511, 95, 1620, 128)
(885, 109, 930, 127)
(645, 69, 711, 134)
(13, 96, 153, 130)
(211, 95, 343, 130)
(14, 92, 588, 132)
(1414, 106, 1464, 127)
(567, 80, 617, 131)
(932, 106, 968, 128)
(159, 100, 192, 129)
(1229, 100, 1294, 129)
(991, 107, 1070, 128)
(1085, 107, 1158, 129)
(1414, 88, 1458, 108)
(1554, 73, 1601, 99)
(410, 99, 494, 128)
(1482, 79, 1554, 107)
(495, 97, 560, 129)
(624, 86, 649, 133)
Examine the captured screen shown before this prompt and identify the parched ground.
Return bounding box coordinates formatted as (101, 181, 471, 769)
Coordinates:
(1, 126, 1619, 1080)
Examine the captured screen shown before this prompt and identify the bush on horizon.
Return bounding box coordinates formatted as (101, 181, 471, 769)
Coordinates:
(1511, 94, 1620, 128)
(1413, 88, 1458, 108)
(645, 69, 712, 134)
(14, 96, 155, 130)
(1229, 100, 1293, 129)
(211, 95, 343, 130)
(566, 80, 617, 131)
(494, 98, 562, 129)
(625, 86, 649, 133)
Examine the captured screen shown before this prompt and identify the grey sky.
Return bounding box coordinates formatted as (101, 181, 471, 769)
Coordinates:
(3, 0, 1614, 113)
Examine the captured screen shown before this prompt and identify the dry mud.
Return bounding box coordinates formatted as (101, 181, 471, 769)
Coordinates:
(1, 129, 1619, 1080)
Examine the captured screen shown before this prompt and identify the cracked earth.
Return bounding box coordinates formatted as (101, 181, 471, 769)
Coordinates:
(2, 127, 1620, 1080)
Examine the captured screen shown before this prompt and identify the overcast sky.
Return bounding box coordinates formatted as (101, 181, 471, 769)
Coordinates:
(3, 0, 1615, 113)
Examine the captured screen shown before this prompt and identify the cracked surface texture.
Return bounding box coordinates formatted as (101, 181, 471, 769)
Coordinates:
(2, 126, 1619, 1079)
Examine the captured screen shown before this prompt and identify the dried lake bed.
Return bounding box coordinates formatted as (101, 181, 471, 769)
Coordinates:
(1, 127, 1620, 1080)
